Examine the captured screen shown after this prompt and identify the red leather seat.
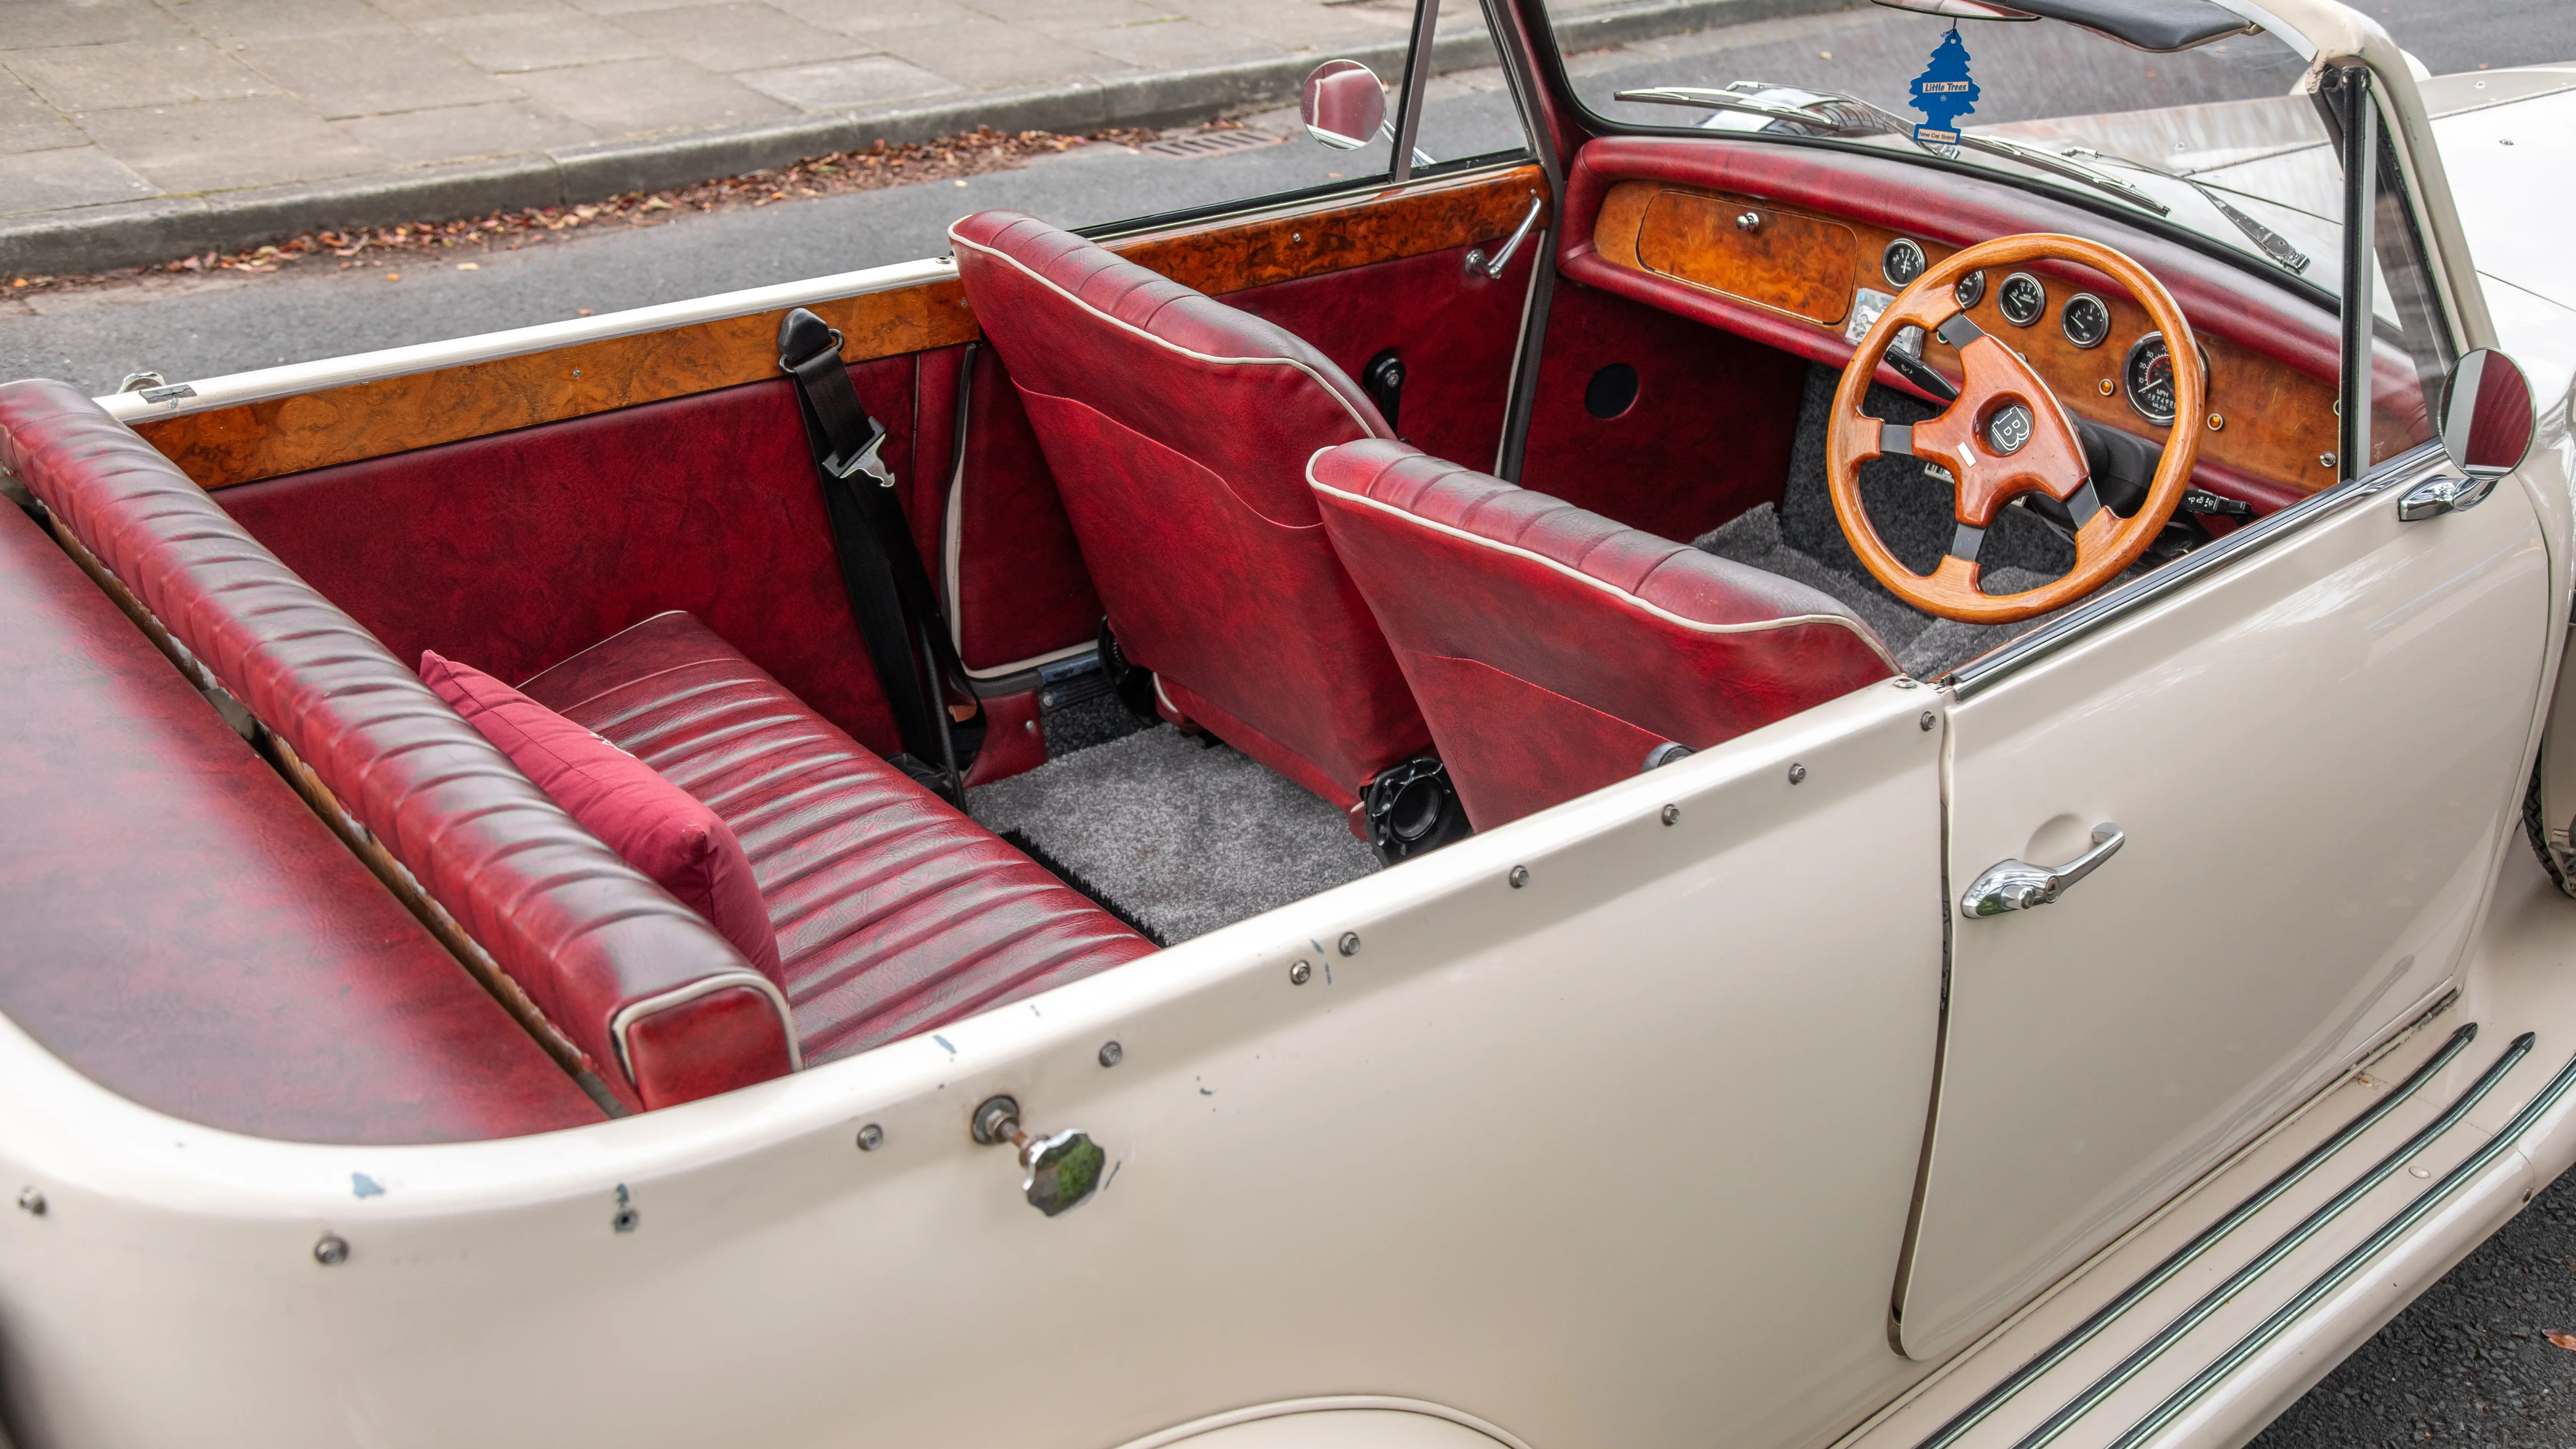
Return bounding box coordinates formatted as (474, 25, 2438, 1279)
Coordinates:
(0, 380, 780, 1114)
(0, 379, 1153, 1112)
(1310, 440, 1898, 828)
(519, 611, 1157, 1064)
(950, 210, 1432, 821)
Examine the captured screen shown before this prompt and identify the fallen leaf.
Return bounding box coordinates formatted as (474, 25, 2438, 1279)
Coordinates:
(577, 308, 594, 316)
(455, 261, 479, 271)
(383, 273, 401, 282)
(2546, 1331, 2576, 1350)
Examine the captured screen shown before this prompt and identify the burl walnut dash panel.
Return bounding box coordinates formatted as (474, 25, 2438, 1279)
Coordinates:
(143, 165, 1549, 490)
(1591, 177, 2352, 497)
(1630, 189, 1858, 326)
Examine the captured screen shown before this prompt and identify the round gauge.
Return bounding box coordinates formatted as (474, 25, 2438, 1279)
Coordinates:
(2123, 332, 2198, 424)
(1998, 271, 2047, 327)
(2061, 292, 2112, 350)
(1882, 238, 1927, 289)
(1953, 269, 1986, 310)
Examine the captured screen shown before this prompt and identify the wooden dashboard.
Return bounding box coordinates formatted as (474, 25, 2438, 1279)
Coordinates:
(1588, 179, 2354, 501)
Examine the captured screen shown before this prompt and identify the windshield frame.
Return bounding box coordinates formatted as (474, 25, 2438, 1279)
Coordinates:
(1516, 0, 2346, 316)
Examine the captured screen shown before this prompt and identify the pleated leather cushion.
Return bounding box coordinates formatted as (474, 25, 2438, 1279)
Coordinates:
(519, 611, 1158, 1062)
(422, 652, 783, 988)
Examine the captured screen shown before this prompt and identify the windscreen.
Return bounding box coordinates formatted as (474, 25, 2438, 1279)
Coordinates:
(1535, 1, 2353, 291)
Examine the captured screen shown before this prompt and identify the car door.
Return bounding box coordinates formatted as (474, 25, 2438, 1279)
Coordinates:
(1894, 97, 2553, 1355)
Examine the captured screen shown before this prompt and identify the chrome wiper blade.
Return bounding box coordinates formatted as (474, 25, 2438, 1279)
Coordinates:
(2065, 146, 2312, 271)
(1954, 132, 2173, 215)
(1612, 86, 1887, 136)
(1615, 84, 2174, 220)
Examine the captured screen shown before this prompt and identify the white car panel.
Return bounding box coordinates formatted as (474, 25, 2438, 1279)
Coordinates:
(1898, 448, 2552, 1359)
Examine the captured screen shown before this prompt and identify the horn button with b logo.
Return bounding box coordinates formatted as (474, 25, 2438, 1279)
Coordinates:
(1985, 402, 2036, 456)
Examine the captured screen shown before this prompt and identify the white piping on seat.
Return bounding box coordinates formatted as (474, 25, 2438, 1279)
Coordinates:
(609, 971, 803, 1092)
(1306, 457, 1903, 673)
(946, 227, 1391, 443)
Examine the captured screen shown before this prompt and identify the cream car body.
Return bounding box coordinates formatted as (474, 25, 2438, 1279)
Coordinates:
(5, 2, 2574, 1447)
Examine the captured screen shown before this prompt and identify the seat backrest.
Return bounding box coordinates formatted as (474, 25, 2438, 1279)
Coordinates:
(1310, 440, 1898, 828)
(0, 380, 794, 1113)
(949, 210, 1429, 809)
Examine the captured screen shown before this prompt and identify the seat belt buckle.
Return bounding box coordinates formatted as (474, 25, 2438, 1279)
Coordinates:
(827, 419, 897, 489)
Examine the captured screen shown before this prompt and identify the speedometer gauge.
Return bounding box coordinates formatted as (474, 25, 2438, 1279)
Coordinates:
(2121, 332, 2208, 426)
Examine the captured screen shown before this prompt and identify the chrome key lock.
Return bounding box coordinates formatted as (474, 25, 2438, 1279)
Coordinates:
(972, 1096, 1107, 1218)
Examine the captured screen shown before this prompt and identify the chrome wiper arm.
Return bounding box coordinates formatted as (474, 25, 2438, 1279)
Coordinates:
(1952, 132, 2173, 215)
(1615, 84, 2174, 220)
(2063, 146, 2312, 272)
(1611, 86, 1891, 137)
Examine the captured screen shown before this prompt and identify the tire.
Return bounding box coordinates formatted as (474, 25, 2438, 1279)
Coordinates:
(2521, 754, 2576, 899)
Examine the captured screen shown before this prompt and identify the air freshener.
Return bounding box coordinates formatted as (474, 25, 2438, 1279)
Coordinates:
(1910, 26, 1978, 158)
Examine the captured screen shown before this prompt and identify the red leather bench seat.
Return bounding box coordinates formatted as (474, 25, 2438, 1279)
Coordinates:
(518, 612, 1157, 1063)
(0, 380, 784, 1113)
(0, 380, 1159, 1108)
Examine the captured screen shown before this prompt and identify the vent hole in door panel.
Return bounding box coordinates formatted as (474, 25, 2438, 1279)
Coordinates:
(1585, 363, 1640, 420)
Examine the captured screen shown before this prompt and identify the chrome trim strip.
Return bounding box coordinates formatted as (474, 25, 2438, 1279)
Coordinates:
(94, 256, 960, 425)
(1945, 441, 2451, 701)
(1388, 0, 1439, 186)
(1905, 1023, 2477, 1449)
(2109, 1035, 2576, 1449)
(2012, 1032, 2535, 1449)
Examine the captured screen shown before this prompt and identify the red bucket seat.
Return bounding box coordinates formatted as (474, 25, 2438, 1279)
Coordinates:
(1310, 440, 1898, 829)
(950, 210, 1433, 828)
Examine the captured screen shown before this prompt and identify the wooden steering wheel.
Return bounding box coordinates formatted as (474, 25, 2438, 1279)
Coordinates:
(1826, 233, 2203, 625)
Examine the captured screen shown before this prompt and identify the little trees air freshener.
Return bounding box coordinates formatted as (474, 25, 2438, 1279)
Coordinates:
(1910, 27, 1978, 157)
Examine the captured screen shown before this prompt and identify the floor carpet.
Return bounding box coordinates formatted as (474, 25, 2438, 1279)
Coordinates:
(967, 724, 1380, 945)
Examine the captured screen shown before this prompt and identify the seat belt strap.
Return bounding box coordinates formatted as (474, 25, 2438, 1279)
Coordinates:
(776, 307, 980, 802)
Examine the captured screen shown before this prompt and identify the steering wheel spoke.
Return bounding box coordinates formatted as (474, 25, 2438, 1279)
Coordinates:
(1827, 232, 2201, 626)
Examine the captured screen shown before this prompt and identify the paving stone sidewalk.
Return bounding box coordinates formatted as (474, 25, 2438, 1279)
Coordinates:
(0, 0, 1808, 275)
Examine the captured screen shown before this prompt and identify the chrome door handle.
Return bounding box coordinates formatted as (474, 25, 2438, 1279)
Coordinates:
(1465, 196, 1543, 280)
(1962, 823, 2123, 917)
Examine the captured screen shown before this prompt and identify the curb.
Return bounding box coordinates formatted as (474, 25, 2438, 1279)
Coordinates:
(0, 0, 1858, 279)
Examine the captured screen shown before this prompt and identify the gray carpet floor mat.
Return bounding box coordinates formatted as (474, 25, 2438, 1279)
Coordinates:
(1698, 364, 2118, 679)
(968, 724, 1379, 945)
(1697, 503, 2066, 679)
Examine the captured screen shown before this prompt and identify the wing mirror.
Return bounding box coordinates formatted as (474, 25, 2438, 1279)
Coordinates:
(2397, 348, 2538, 521)
(2440, 348, 2537, 479)
(1301, 59, 1389, 150)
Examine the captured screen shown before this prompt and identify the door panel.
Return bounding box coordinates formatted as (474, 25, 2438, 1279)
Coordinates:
(1897, 462, 2552, 1357)
(1516, 283, 1809, 542)
(1224, 238, 1533, 478)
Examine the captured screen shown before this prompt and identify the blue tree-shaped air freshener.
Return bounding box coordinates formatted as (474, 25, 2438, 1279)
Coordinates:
(1909, 27, 1979, 156)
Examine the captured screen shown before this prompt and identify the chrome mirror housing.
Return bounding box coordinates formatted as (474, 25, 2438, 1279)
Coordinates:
(1301, 59, 1388, 150)
(2438, 348, 2537, 480)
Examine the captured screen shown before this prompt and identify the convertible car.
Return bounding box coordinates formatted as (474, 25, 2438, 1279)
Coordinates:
(0, 0, 2569, 1444)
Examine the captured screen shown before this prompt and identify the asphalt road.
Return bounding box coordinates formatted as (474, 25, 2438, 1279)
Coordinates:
(7, 5, 2576, 1444)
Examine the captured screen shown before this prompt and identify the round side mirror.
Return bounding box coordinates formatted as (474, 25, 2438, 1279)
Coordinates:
(1301, 59, 1388, 151)
(2440, 348, 2537, 479)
